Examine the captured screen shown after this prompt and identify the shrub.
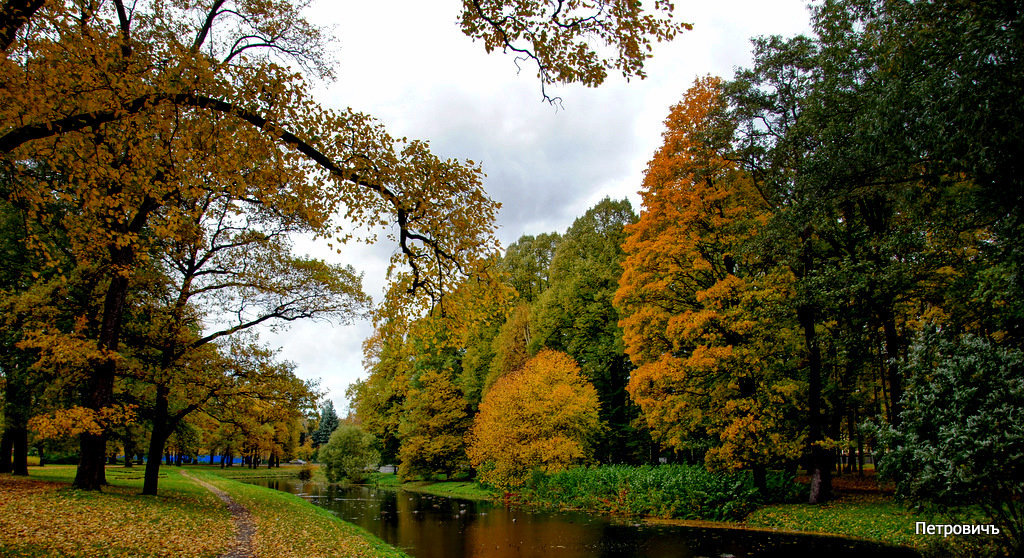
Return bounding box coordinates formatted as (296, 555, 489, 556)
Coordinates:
(319, 424, 379, 484)
(875, 330, 1024, 557)
(522, 464, 796, 521)
(297, 464, 315, 481)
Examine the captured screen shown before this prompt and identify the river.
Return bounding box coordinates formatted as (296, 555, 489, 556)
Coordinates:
(249, 479, 920, 558)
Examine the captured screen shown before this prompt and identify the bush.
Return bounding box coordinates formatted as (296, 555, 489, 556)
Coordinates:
(875, 330, 1024, 557)
(319, 424, 379, 484)
(521, 464, 797, 521)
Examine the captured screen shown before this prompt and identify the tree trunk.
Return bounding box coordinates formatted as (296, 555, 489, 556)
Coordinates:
(75, 271, 130, 491)
(143, 430, 171, 495)
(799, 303, 832, 505)
(0, 431, 11, 473)
(881, 313, 903, 426)
(123, 428, 135, 468)
(753, 464, 767, 495)
(74, 431, 108, 490)
(11, 425, 28, 476)
(144, 385, 172, 495)
(75, 196, 157, 491)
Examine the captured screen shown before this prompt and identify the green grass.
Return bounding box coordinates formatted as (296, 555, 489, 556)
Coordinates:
(199, 463, 304, 480)
(369, 473, 495, 501)
(189, 469, 408, 558)
(746, 494, 927, 547)
(0, 465, 407, 558)
(745, 493, 1005, 557)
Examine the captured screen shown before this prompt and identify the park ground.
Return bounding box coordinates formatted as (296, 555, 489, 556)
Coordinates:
(0, 464, 407, 558)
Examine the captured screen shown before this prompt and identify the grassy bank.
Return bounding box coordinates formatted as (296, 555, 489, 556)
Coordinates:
(189, 468, 408, 558)
(201, 463, 307, 480)
(516, 465, 1002, 557)
(0, 465, 407, 558)
(370, 473, 495, 501)
(746, 492, 1003, 558)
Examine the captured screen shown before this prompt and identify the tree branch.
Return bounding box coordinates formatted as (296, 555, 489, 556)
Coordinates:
(0, 0, 44, 51)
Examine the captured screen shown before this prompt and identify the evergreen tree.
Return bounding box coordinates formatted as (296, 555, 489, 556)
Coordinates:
(311, 401, 340, 448)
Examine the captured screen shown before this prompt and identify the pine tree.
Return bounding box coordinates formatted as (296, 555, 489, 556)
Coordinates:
(311, 401, 339, 448)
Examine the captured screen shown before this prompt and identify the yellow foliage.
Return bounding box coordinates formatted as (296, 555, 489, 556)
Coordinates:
(29, 404, 137, 440)
(467, 350, 602, 490)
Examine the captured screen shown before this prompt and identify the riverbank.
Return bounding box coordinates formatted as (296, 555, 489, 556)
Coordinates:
(0, 465, 408, 558)
(369, 472, 495, 501)
(511, 468, 995, 558)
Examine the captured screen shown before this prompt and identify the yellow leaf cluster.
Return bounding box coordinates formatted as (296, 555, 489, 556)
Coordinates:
(29, 404, 137, 440)
(467, 350, 602, 490)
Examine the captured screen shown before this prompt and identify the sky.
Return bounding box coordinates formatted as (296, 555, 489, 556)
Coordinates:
(261, 0, 816, 412)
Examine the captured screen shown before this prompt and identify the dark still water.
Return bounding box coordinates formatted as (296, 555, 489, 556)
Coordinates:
(250, 479, 920, 558)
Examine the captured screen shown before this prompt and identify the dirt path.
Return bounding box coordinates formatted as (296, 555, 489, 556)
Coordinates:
(181, 471, 256, 558)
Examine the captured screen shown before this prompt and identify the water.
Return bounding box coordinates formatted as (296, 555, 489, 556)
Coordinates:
(250, 479, 920, 558)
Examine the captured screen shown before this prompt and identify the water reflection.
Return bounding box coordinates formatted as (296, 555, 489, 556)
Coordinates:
(255, 479, 920, 558)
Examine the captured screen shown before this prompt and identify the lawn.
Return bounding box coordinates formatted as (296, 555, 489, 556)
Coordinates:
(0, 465, 407, 558)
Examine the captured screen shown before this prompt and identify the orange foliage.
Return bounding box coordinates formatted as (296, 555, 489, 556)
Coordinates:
(615, 77, 803, 471)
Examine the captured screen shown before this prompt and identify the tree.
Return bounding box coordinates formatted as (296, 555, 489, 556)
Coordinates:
(467, 350, 601, 490)
(876, 330, 1024, 557)
(721, 0, 1018, 503)
(311, 401, 340, 448)
(349, 323, 413, 465)
(460, 0, 690, 103)
(1, 0, 689, 490)
(531, 197, 645, 463)
(500, 233, 561, 303)
(615, 78, 803, 488)
(319, 423, 379, 484)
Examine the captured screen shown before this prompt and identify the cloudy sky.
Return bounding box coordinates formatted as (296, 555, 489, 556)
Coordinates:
(262, 0, 815, 412)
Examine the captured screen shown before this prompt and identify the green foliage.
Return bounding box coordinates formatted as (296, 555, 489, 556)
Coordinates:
(875, 329, 1024, 555)
(312, 401, 340, 448)
(522, 464, 798, 521)
(320, 424, 379, 484)
(530, 198, 645, 463)
(397, 358, 472, 481)
(499, 233, 560, 303)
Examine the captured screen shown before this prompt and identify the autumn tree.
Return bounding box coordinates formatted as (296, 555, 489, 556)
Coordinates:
(1, 0, 492, 490)
(349, 323, 413, 465)
(2, 0, 688, 491)
(615, 78, 805, 490)
(123, 177, 367, 493)
(467, 350, 601, 490)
